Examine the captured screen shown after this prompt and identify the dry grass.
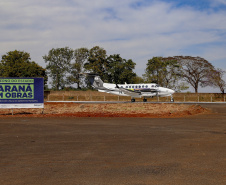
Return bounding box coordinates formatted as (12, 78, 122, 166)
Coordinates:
(45, 91, 226, 102)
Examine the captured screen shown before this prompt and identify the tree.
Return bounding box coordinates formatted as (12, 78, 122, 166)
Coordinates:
(143, 57, 164, 84)
(67, 48, 89, 89)
(172, 56, 215, 93)
(206, 68, 226, 94)
(84, 46, 108, 81)
(143, 57, 181, 89)
(43, 47, 74, 90)
(0, 50, 47, 84)
(133, 76, 145, 84)
(122, 59, 137, 84)
(106, 54, 136, 84)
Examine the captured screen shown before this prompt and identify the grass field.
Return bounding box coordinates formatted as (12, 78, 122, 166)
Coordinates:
(45, 90, 226, 102)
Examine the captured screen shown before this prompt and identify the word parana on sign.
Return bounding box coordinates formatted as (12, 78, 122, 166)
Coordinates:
(0, 84, 34, 99)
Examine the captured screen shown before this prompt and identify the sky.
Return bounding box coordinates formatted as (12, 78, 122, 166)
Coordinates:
(1, 0, 226, 92)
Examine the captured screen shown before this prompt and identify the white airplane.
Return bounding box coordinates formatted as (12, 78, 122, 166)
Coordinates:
(89, 76, 175, 102)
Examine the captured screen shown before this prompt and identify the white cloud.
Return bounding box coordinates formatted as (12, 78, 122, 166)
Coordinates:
(0, 0, 226, 89)
(211, 0, 226, 6)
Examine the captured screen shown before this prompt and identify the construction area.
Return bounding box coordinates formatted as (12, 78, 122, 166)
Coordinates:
(0, 103, 225, 184)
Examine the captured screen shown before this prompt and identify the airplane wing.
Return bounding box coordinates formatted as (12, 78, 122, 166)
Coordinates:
(95, 85, 120, 94)
(94, 86, 109, 91)
(118, 87, 141, 97)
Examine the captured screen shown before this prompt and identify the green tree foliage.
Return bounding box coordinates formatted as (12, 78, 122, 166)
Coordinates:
(143, 57, 165, 84)
(172, 56, 215, 93)
(43, 47, 74, 90)
(84, 46, 108, 81)
(133, 76, 145, 84)
(84, 46, 137, 85)
(143, 57, 181, 89)
(67, 48, 89, 89)
(106, 54, 136, 84)
(206, 68, 226, 94)
(0, 50, 47, 84)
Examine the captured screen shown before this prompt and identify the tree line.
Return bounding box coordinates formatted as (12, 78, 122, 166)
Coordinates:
(0, 46, 225, 93)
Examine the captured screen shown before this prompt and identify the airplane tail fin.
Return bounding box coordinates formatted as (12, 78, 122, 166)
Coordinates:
(88, 75, 104, 89)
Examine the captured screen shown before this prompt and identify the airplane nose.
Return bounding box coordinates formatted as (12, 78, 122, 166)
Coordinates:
(170, 89, 175, 94)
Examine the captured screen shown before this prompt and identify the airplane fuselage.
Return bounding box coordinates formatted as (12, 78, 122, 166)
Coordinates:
(90, 76, 175, 102)
(99, 82, 175, 98)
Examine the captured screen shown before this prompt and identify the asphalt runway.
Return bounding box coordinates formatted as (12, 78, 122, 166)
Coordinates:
(0, 104, 225, 185)
(47, 100, 226, 104)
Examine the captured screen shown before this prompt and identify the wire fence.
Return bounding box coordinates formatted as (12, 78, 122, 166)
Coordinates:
(45, 91, 226, 102)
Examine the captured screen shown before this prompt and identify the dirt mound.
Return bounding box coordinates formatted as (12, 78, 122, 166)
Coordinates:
(0, 102, 209, 118)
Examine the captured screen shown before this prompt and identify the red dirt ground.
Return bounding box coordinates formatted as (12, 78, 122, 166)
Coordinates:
(0, 102, 209, 118)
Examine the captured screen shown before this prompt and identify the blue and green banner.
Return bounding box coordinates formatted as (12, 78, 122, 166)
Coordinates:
(0, 78, 44, 108)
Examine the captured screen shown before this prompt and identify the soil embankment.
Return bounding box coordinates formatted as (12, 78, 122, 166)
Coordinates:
(0, 102, 208, 118)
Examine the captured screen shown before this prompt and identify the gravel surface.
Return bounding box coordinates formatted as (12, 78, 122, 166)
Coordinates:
(0, 103, 225, 185)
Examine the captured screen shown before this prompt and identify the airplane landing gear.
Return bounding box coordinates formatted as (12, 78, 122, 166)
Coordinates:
(131, 98, 135, 102)
(170, 96, 174, 102)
